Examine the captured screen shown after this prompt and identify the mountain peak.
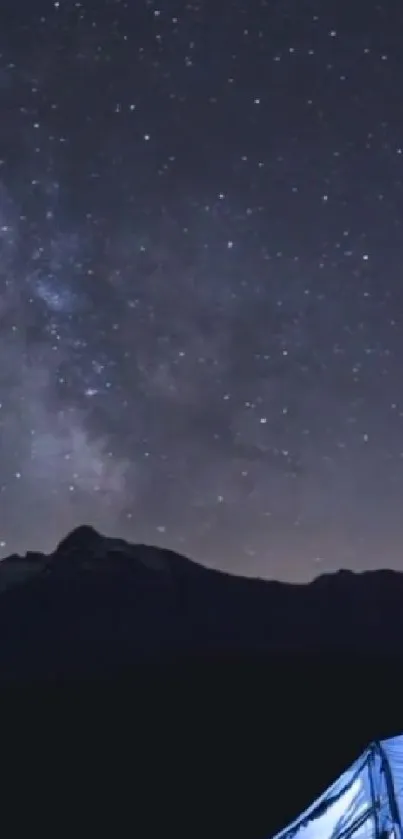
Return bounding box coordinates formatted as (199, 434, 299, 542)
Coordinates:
(54, 526, 205, 576)
(56, 525, 104, 553)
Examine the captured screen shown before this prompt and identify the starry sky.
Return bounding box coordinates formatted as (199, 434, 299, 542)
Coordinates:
(1, 0, 403, 580)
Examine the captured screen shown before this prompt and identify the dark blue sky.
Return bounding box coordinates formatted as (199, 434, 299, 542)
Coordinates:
(0, 0, 402, 580)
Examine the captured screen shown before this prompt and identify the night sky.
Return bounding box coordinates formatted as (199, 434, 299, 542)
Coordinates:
(1, 0, 403, 580)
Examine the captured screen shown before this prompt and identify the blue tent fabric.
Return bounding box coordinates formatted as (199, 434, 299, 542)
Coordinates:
(271, 735, 403, 839)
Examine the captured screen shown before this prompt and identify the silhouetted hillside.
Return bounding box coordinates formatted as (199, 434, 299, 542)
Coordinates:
(1, 526, 403, 839)
(0, 524, 402, 679)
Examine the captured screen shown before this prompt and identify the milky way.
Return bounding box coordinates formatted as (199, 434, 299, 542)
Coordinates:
(1, 0, 403, 579)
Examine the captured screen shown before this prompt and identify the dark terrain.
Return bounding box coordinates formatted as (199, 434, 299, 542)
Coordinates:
(0, 525, 402, 839)
(1, 523, 403, 676)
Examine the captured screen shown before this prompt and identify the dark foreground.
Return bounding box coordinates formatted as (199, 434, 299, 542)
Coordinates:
(1, 662, 402, 839)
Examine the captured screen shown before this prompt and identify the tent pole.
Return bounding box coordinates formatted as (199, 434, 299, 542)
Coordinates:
(375, 742, 403, 839)
(368, 745, 380, 839)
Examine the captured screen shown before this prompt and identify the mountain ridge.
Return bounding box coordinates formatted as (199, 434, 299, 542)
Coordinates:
(0, 525, 402, 679)
(2, 523, 399, 586)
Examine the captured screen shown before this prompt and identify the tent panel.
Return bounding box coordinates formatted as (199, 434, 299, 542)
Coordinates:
(271, 735, 403, 839)
(271, 754, 374, 839)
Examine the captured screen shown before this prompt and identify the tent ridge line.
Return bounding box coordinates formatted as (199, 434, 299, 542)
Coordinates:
(373, 741, 403, 839)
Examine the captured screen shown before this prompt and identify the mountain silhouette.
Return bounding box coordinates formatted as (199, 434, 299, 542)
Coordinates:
(0, 525, 402, 679)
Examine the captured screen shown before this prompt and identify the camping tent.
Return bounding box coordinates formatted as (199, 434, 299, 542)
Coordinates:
(271, 735, 403, 839)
